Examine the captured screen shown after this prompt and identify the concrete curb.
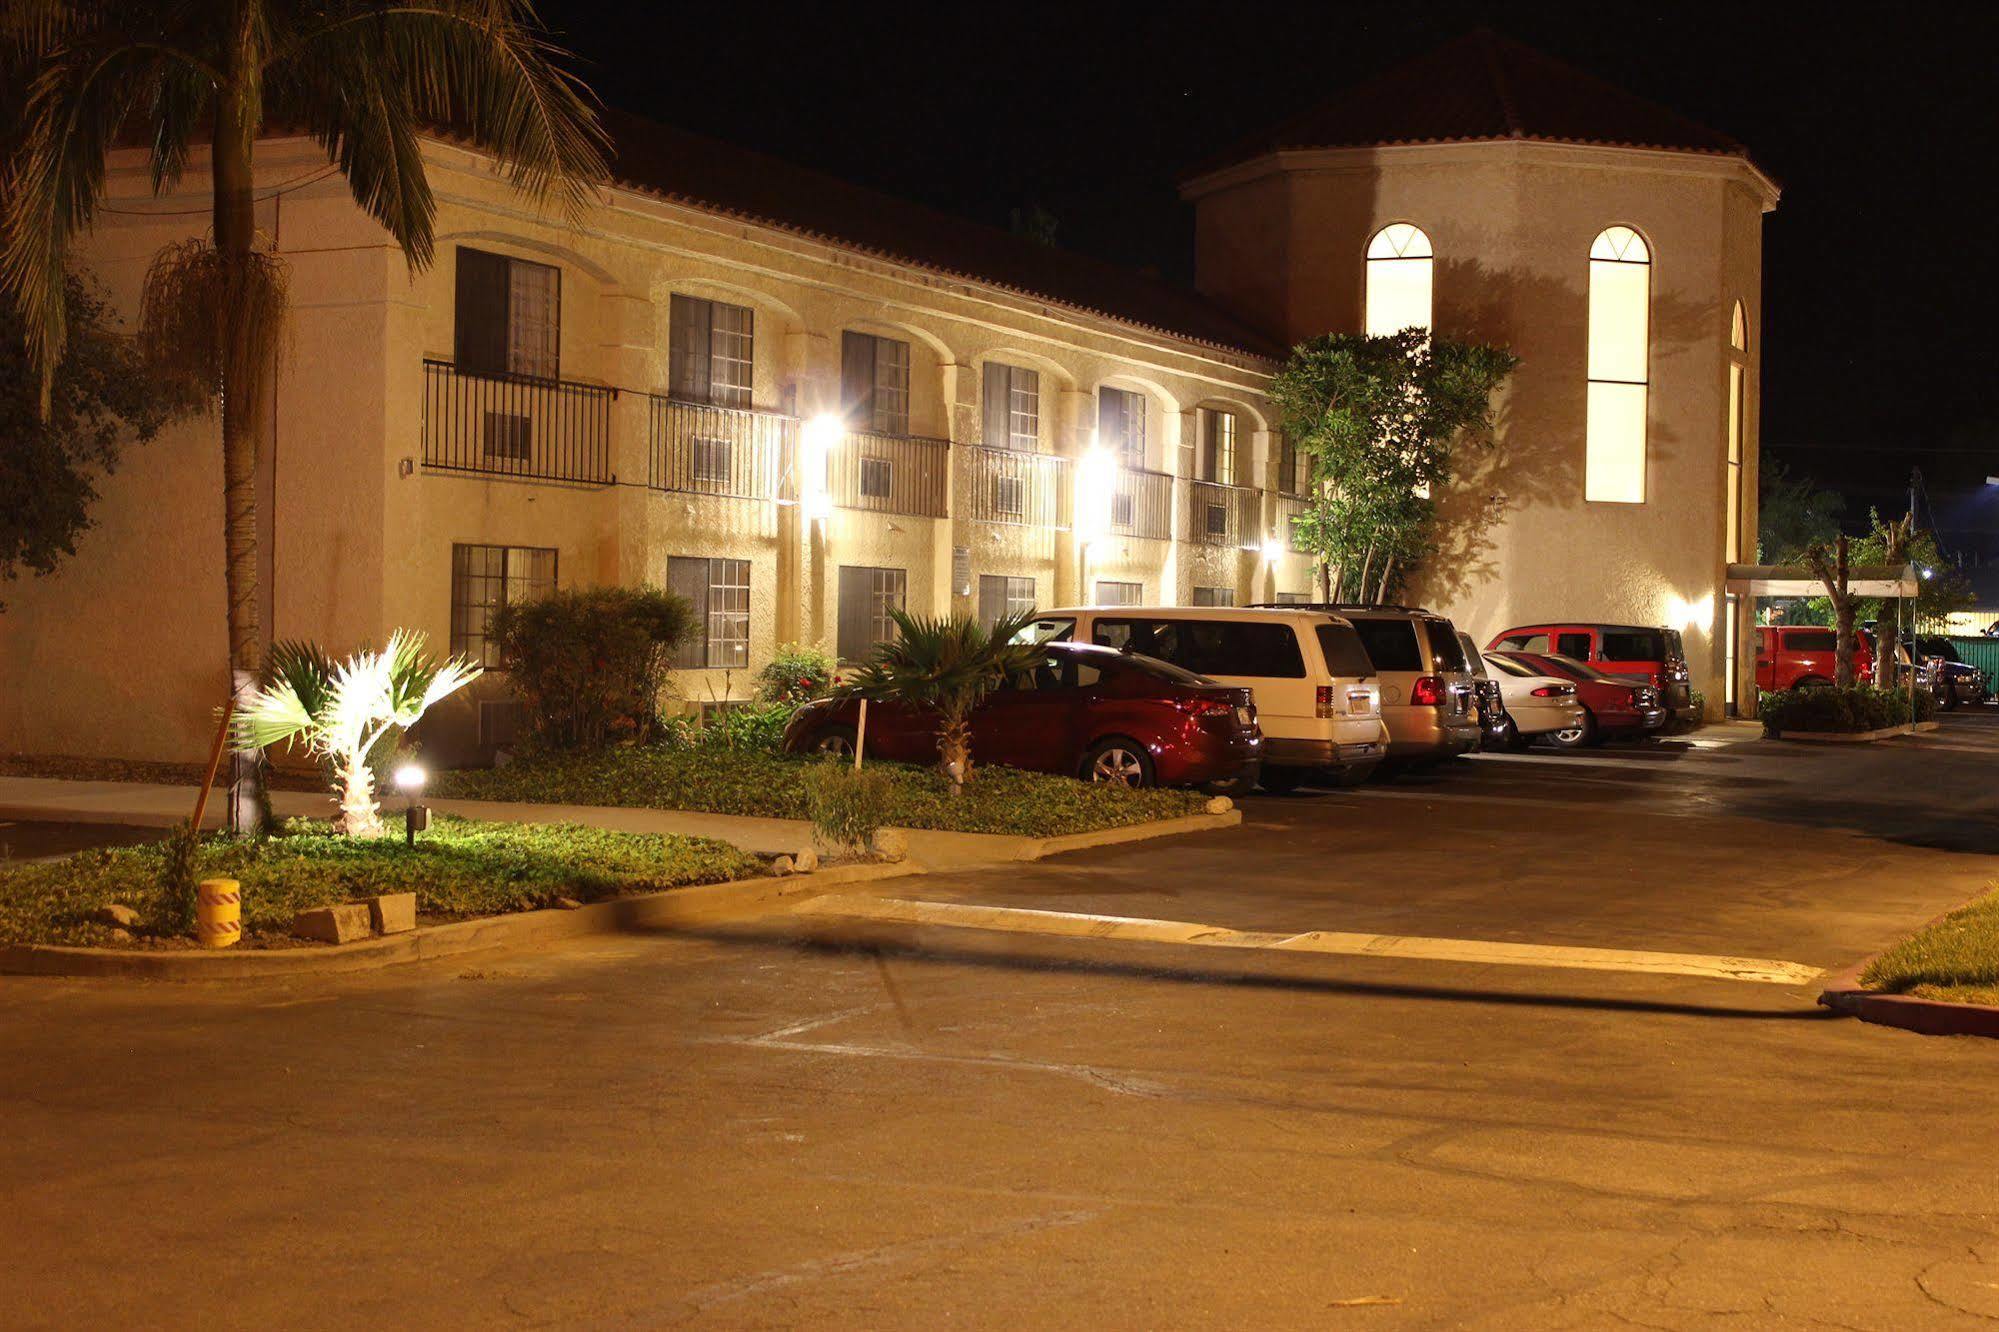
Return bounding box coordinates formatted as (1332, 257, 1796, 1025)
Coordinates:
(0, 860, 918, 981)
(1776, 724, 1918, 743)
(1817, 902, 1999, 1040)
(1008, 808, 1241, 860)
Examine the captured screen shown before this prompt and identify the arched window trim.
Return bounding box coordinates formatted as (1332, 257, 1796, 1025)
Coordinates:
(1730, 299, 1748, 352)
(1583, 224, 1652, 504)
(1364, 222, 1434, 338)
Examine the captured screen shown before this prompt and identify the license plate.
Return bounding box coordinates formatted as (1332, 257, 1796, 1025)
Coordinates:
(1235, 706, 1253, 726)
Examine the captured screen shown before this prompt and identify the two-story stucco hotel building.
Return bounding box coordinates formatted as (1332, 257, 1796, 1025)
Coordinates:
(0, 32, 1777, 763)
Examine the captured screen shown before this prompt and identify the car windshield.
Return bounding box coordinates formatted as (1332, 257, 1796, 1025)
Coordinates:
(1315, 624, 1375, 677)
(1540, 653, 1617, 682)
(1017, 617, 1074, 645)
(1485, 654, 1537, 679)
(1105, 650, 1213, 687)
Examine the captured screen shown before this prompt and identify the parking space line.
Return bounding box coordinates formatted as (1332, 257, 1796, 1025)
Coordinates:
(792, 895, 1822, 986)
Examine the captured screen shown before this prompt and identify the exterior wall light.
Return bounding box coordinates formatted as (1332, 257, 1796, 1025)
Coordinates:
(1261, 537, 1283, 564)
(800, 413, 841, 523)
(394, 762, 430, 846)
(1666, 593, 1714, 634)
(1074, 446, 1116, 545)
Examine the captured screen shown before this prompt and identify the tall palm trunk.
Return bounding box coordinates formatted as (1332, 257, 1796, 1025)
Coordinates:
(937, 710, 972, 790)
(214, 41, 265, 831)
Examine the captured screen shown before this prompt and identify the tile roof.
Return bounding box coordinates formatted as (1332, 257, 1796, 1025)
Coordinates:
(1190, 29, 1756, 180)
(598, 109, 1283, 360)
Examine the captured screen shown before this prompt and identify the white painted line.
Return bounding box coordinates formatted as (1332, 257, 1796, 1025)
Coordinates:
(792, 895, 1823, 987)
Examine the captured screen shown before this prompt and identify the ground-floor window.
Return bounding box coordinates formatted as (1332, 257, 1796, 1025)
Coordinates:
(1093, 580, 1142, 606)
(1192, 585, 1235, 607)
(667, 556, 752, 669)
(450, 543, 558, 668)
(978, 574, 1036, 627)
(837, 565, 907, 660)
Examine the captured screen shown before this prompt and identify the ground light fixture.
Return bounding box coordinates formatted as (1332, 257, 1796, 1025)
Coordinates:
(394, 762, 430, 847)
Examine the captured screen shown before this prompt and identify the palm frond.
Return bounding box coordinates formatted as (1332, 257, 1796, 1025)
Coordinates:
(233, 679, 319, 753)
(262, 638, 336, 721)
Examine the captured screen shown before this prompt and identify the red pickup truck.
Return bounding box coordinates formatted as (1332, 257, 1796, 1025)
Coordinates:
(1754, 625, 1875, 691)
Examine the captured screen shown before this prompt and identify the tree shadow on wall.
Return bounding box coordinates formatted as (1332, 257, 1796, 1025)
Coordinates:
(1418, 255, 1712, 609)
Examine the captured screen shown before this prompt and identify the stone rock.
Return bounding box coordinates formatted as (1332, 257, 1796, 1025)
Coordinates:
(552, 896, 583, 910)
(1206, 796, 1234, 815)
(107, 928, 134, 943)
(767, 856, 795, 877)
(95, 903, 141, 928)
(368, 892, 417, 935)
(792, 847, 819, 874)
(872, 828, 909, 862)
(291, 902, 372, 945)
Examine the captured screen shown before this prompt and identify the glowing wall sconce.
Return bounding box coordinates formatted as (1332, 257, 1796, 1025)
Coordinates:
(1074, 446, 1116, 545)
(1261, 536, 1283, 564)
(800, 413, 840, 522)
(1665, 592, 1715, 634)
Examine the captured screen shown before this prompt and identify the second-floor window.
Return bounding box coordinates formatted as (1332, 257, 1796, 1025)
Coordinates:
(1098, 387, 1146, 468)
(1202, 409, 1237, 485)
(842, 331, 911, 435)
(669, 295, 754, 409)
(982, 362, 1040, 451)
(454, 247, 559, 380)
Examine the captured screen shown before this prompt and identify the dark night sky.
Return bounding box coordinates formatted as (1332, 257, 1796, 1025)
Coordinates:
(553, 2, 1999, 558)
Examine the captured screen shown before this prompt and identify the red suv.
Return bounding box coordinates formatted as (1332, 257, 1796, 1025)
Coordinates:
(1755, 625, 1875, 691)
(782, 641, 1262, 789)
(1487, 623, 1691, 717)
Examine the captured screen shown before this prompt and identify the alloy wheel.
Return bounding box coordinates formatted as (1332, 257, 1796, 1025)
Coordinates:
(1090, 747, 1145, 786)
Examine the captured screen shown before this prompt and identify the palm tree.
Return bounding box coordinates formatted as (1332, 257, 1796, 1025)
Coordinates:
(234, 629, 479, 836)
(846, 609, 1044, 790)
(1, 0, 609, 821)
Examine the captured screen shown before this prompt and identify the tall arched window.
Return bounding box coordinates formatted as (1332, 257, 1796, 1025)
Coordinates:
(1726, 300, 1747, 561)
(1365, 224, 1433, 337)
(1584, 226, 1651, 503)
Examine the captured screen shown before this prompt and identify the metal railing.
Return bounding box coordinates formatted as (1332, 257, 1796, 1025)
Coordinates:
(959, 445, 1071, 529)
(647, 396, 795, 501)
(1186, 480, 1260, 548)
(828, 430, 950, 518)
(1110, 466, 1175, 541)
(421, 359, 615, 485)
(1275, 494, 1312, 553)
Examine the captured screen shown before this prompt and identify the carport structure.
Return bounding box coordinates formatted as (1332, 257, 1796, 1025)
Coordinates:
(1722, 562, 1920, 714)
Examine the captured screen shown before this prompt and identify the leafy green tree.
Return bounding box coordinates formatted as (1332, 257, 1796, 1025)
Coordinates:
(844, 609, 1043, 790)
(3, 0, 608, 818)
(1269, 329, 1516, 603)
(1, 271, 193, 608)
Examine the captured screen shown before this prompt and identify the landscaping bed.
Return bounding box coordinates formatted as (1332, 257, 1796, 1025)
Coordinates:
(0, 815, 762, 949)
(1759, 684, 1935, 736)
(1860, 887, 1999, 1007)
(434, 749, 1209, 837)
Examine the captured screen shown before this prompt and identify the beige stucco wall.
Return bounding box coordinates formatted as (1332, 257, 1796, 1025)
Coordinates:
(1187, 141, 1775, 713)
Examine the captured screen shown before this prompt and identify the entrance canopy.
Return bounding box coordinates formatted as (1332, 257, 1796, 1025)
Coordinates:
(1725, 563, 1919, 599)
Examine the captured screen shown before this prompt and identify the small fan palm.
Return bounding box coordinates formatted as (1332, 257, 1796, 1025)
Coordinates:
(845, 609, 1044, 789)
(234, 629, 480, 836)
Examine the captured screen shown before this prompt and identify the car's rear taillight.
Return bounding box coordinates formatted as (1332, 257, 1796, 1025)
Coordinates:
(1316, 685, 1336, 718)
(1410, 675, 1445, 707)
(1530, 684, 1573, 698)
(1174, 696, 1234, 717)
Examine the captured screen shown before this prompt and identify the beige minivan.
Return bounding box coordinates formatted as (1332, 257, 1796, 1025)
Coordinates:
(1025, 605, 1387, 792)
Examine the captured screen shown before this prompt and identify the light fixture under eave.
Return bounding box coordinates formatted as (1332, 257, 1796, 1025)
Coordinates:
(1665, 592, 1715, 634)
(1074, 447, 1116, 544)
(799, 413, 841, 524)
(1261, 537, 1283, 563)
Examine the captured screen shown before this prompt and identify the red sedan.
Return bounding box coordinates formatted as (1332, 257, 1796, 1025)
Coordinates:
(782, 642, 1262, 789)
(1485, 650, 1666, 749)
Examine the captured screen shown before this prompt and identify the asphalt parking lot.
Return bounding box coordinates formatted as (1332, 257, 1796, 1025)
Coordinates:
(5, 717, 1998, 1328)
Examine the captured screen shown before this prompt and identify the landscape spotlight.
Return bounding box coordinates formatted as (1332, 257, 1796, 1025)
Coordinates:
(394, 763, 430, 846)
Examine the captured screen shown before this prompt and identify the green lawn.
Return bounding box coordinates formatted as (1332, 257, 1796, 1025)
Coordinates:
(0, 816, 762, 949)
(434, 748, 1209, 837)
(1860, 886, 1999, 1007)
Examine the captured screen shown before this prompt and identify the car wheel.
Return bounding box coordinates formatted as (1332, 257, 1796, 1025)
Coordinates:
(1203, 764, 1259, 798)
(1257, 765, 1309, 795)
(1543, 711, 1596, 751)
(1792, 675, 1832, 691)
(1081, 737, 1154, 788)
(1943, 682, 1961, 711)
(806, 724, 858, 758)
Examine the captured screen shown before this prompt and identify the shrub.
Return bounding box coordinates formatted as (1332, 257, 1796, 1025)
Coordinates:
(802, 760, 894, 856)
(755, 643, 840, 706)
(491, 586, 693, 750)
(694, 701, 796, 754)
(153, 819, 202, 935)
(1759, 684, 1931, 735)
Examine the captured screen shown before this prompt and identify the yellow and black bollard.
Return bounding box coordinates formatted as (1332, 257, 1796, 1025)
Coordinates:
(196, 878, 242, 948)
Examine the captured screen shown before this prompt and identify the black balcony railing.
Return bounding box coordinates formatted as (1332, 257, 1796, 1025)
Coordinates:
(1187, 480, 1260, 548)
(647, 396, 795, 500)
(421, 359, 615, 485)
(828, 430, 950, 518)
(959, 445, 1071, 529)
(1110, 466, 1174, 541)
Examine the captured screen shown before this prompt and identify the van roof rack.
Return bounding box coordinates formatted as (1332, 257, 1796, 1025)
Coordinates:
(1247, 600, 1436, 616)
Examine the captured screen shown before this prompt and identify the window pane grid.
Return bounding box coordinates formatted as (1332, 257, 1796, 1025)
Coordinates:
(1584, 227, 1651, 505)
(451, 542, 557, 668)
(1008, 370, 1039, 450)
(505, 260, 560, 379)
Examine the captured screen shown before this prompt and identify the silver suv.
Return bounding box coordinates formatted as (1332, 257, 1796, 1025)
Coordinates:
(1256, 602, 1480, 769)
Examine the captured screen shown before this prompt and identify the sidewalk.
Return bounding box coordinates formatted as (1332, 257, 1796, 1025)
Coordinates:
(0, 775, 1235, 872)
